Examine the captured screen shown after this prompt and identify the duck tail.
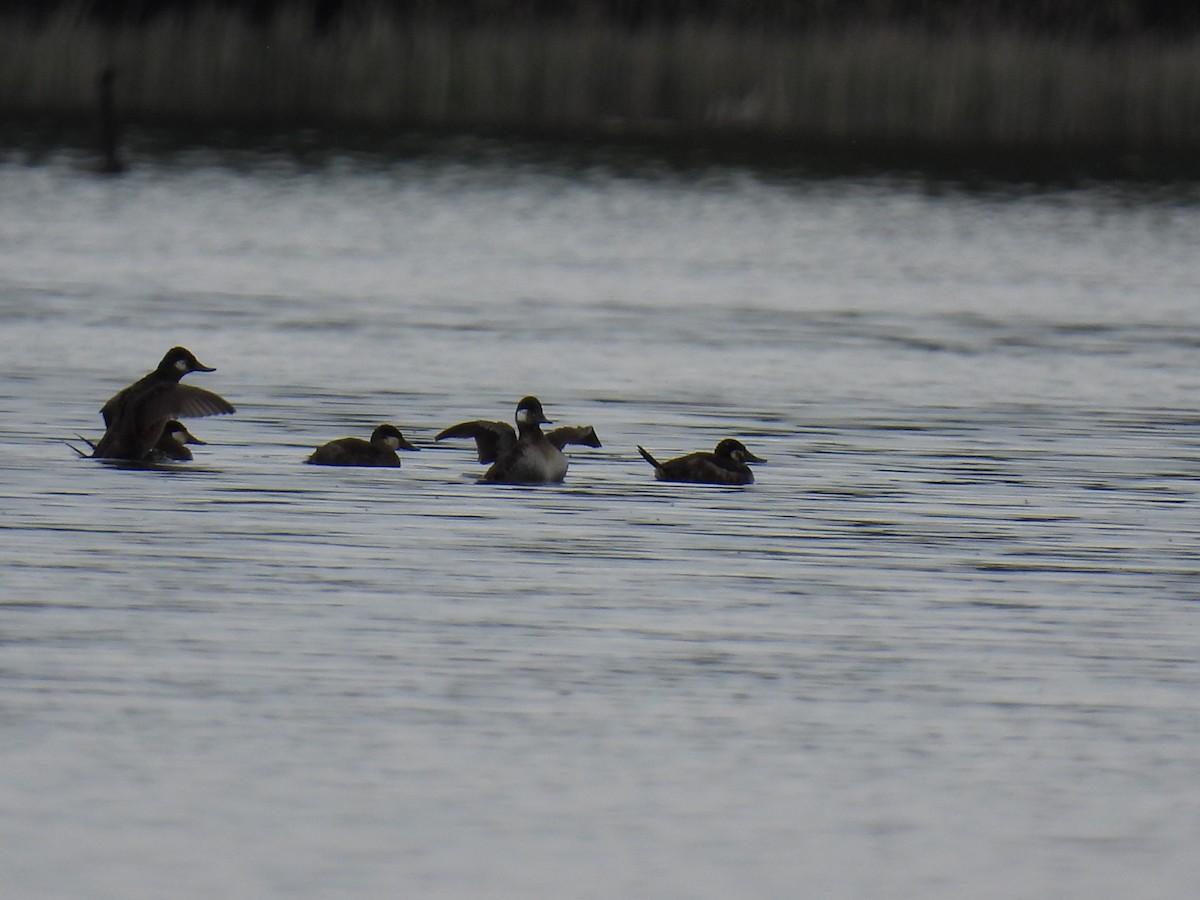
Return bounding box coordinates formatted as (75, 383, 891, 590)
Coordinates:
(66, 434, 99, 458)
(636, 445, 660, 469)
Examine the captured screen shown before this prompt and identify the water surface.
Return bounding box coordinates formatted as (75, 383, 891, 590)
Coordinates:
(1, 147, 1199, 899)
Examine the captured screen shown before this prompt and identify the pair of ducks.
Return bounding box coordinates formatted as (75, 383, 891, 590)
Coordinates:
(83, 347, 766, 485)
(305, 398, 597, 477)
(76, 346, 234, 462)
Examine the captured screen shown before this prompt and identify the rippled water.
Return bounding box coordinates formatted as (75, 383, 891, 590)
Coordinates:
(2, 144, 1199, 899)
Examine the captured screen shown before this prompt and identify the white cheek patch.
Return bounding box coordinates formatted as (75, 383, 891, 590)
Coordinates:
(515, 408, 531, 425)
(175, 358, 189, 372)
(383, 437, 401, 451)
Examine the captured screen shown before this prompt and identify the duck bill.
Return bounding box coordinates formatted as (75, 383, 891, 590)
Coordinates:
(186, 433, 208, 445)
(399, 437, 419, 451)
(516, 408, 551, 426)
(745, 450, 766, 463)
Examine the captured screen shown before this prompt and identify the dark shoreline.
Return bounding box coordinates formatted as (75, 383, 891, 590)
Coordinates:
(5, 117, 1200, 189)
(7, 0, 1200, 39)
(3, 7, 1198, 181)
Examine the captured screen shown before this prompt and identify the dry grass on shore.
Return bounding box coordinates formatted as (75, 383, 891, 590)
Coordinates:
(2, 5, 1199, 152)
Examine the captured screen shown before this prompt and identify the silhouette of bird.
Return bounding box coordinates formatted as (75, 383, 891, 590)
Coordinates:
(636, 438, 765, 485)
(436, 396, 600, 484)
(306, 424, 419, 467)
(90, 347, 234, 461)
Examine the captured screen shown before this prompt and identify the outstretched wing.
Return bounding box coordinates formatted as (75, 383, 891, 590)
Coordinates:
(156, 384, 236, 420)
(129, 384, 234, 434)
(105, 383, 234, 429)
(435, 420, 516, 464)
(94, 383, 235, 460)
(546, 425, 601, 451)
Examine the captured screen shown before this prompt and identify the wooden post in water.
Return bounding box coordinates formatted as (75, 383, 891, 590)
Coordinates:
(97, 66, 125, 175)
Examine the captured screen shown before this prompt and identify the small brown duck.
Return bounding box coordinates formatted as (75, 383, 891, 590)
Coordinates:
(74, 418, 208, 462)
(306, 424, 418, 467)
(91, 346, 235, 461)
(151, 420, 207, 462)
(637, 438, 765, 485)
(436, 396, 600, 484)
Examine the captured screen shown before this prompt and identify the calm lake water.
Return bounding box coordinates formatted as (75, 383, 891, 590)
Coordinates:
(1, 140, 1199, 899)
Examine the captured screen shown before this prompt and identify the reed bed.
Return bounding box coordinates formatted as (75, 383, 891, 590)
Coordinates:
(3, 4, 1199, 152)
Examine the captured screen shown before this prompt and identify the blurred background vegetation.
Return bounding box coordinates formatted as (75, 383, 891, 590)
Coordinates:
(2, 1, 1198, 176)
(6, 0, 1198, 35)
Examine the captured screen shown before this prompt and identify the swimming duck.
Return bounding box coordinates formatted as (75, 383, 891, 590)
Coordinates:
(306, 424, 418, 467)
(90, 346, 235, 461)
(72, 419, 207, 462)
(436, 396, 599, 484)
(636, 438, 765, 485)
(150, 420, 207, 462)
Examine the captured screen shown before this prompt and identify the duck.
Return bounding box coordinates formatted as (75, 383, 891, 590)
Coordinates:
(435, 396, 600, 484)
(150, 420, 207, 462)
(72, 418, 208, 462)
(90, 346, 235, 461)
(636, 438, 765, 485)
(306, 424, 418, 467)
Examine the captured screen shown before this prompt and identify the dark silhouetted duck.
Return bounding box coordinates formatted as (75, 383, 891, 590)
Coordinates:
(72, 418, 207, 462)
(90, 346, 235, 461)
(637, 438, 765, 485)
(306, 424, 418, 467)
(151, 421, 207, 462)
(436, 396, 600, 484)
